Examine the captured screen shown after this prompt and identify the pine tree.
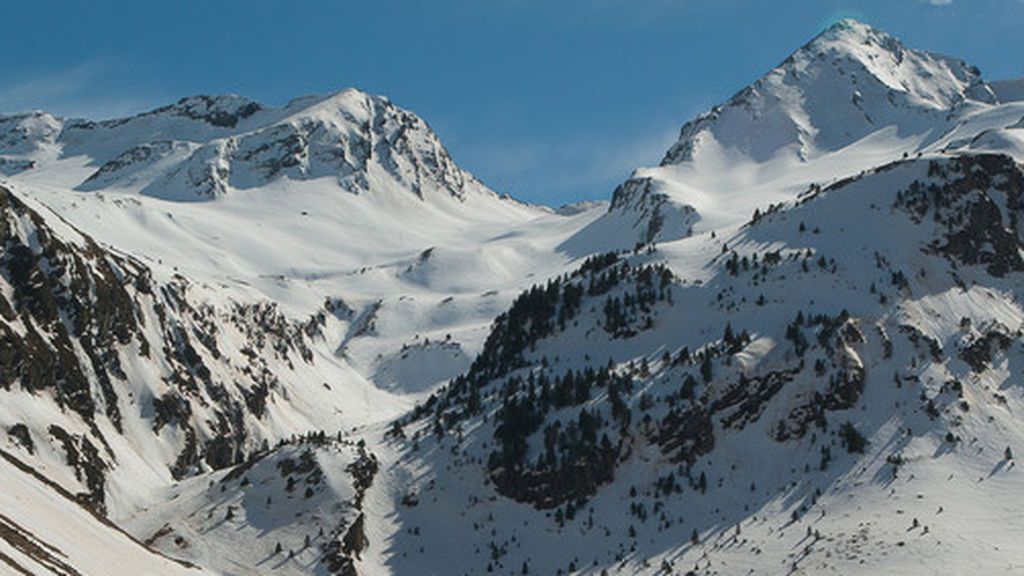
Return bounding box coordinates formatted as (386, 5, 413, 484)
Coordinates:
(680, 374, 697, 400)
(700, 354, 713, 383)
(839, 421, 867, 454)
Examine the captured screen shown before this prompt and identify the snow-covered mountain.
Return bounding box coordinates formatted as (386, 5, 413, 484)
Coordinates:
(5, 89, 499, 203)
(385, 20, 1024, 576)
(571, 18, 1024, 252)
(0, 86, 604, 573)
(665, 19, 997, 165)
(398, 151, 1024, 575)
(3, 18, 1024, 576)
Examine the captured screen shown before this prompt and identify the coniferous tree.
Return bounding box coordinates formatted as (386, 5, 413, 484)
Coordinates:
(700, 354, 713, 383)
(839, 421, 867, 454)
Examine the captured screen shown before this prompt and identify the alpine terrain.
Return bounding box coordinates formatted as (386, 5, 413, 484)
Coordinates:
(2, 18, 1024, 576)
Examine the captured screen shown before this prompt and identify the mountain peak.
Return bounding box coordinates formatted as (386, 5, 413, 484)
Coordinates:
(796, 18, 917, 78)
(802, 18, 909, 63)
(596, 20, 1007, 250)
(819, 17, 881, 39)
(282, 87, 378, 114)
(51, 86, 493, 204)
(659, 21, 994, 166)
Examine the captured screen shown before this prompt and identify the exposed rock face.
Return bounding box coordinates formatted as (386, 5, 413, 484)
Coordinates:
(608, 177, 697, 245)
(0, 111, 62, 154)
(0, 157, 35, 176)
(145, 95, 264, 129)
(2, 18, 1024, 576)
(0, 186, 141, 430)
(78, 141, 184, 191)
(0, 185, 341, 503)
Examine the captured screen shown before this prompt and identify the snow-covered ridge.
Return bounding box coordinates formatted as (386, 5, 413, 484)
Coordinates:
(2, 88, 497, 204)
(663, 18, 996, 165)
(590, 19, 1024, 250)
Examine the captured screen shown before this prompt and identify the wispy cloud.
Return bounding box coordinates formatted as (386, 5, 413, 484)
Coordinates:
(0, 60, 157, 120)
(925, 0, 953, 5)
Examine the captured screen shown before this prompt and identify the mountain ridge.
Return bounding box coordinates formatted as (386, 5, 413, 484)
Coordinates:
(3, 87, 511, 207)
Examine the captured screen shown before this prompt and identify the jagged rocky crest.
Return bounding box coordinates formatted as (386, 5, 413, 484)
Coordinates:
(4, 89, 491, 203)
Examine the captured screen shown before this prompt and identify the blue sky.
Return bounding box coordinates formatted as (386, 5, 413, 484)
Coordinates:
(1, 0, 1022, 205)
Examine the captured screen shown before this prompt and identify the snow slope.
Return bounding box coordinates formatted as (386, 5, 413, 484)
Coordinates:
(0, 448, 206, 576)
(390, 152, 1024, 576)
(0, 83, 606, 574)
(122, 436, 378, 576)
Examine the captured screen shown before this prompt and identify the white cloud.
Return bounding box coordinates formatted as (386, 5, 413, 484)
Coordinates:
(0, 60, 156, 120)
(926, 0, 953, 5)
